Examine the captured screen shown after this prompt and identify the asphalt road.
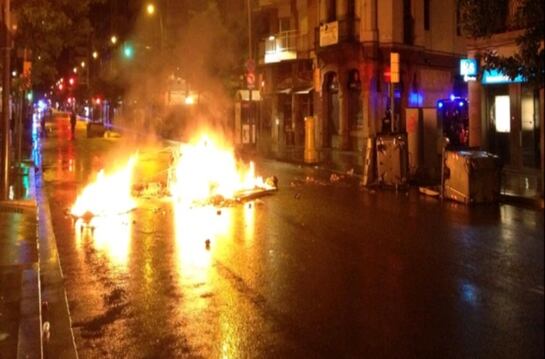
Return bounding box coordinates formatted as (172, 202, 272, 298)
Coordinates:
(41, 115, 544, 358)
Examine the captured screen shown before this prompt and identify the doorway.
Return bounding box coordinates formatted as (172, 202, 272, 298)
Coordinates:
(323, 72, 339, 148)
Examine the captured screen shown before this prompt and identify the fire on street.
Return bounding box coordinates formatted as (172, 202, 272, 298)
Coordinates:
(39, 116, 544, 358)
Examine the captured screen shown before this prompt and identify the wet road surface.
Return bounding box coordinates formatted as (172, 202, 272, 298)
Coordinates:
(41, 116, 544, 358)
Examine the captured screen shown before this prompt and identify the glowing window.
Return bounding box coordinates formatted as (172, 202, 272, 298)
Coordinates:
(494, 95, 510, 133)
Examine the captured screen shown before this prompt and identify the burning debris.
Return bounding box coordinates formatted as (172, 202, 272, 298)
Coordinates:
(168, 135, 277, 207)
(71, 155, 139, 221)
(133, 182, 169, 199)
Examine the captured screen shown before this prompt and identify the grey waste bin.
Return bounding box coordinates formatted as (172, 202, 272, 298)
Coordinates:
(444, 150, 502, 204)
(376, 133, 409, 187)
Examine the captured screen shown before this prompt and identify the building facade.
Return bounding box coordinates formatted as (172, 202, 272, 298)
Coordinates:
(466, 0, 544, 196)
(254, 0, 466, 153)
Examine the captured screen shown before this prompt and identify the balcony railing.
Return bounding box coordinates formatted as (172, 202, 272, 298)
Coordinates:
(259, 30, 310, 64)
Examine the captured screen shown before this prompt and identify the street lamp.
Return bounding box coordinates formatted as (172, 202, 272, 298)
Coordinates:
(81, 61, 86, 68)
(110, 35, 118, 45)
(92, 51, 99, 59)
(145, 3, 164, 50)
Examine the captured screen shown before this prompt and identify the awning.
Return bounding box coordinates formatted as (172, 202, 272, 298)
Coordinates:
(276, 88, 292, 94)
(293, 86, 313, 94)
(236, 90, 262, 101)
(275, 77, 313, 95)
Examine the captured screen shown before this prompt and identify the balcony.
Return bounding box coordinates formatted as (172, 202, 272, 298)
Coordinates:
(259, 30, 309, 64)
(315, 18, 360, 49)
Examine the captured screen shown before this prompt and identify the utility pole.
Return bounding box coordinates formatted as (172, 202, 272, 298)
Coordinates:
(247, 0, 252, 61)
(1, 0, 10, 199)
(246, 0, 254, 147)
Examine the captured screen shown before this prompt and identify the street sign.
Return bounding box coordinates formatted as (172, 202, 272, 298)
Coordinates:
(246, 71, 255, 89)
(390, 52, 400, 83)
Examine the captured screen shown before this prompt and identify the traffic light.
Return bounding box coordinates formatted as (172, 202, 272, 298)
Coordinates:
(68, 77, 75, 86)
(122, 43, 134, 59)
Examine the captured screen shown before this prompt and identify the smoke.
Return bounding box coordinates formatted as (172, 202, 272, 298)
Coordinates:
(105, 0, 245, 148)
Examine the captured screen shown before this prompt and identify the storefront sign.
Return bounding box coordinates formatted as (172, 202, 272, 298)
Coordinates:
(482, 69, 525, 84)
(460, 58, 477, 82)
(319, 21, 338, 47)
(460, 59, 477, 76)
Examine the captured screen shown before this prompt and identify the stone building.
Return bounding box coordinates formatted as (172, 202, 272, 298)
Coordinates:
(466, 0, 543, 197)
(254, 0, 466, 152)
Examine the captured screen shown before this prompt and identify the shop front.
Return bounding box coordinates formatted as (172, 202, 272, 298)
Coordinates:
(468, 67, 543, 197)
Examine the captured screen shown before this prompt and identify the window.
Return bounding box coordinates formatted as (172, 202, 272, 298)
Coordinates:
(424, 0, 430, 31)
(279, 17, 291, 32)
(327, 0, 337, 22)
(494, 95, 511, 133)
(456, 3, 462, 36)
(403, 0, 414, 44)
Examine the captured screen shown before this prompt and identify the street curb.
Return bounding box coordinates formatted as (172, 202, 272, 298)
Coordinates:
(263, 153, 545, 210)
(15, 165, 43, 359)
(500, 194, 545, 210)
(35, 165, 79, 359)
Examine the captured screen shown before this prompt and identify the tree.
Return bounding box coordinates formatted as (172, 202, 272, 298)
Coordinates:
(459, 0, 544, 88)
(13, 0, 100, 89)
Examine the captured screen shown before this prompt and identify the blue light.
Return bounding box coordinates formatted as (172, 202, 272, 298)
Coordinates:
(38, 100, 46, 110)
(482, 69, 525, 84)
(409, 92, 423, 107)
(450, 94, 456, 101)
(437, 101, 444, 109)
(458, 101, 465, 107)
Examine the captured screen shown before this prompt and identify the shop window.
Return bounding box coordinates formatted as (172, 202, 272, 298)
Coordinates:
(494, 95, 510, 133)
(521, 93, 536, 131)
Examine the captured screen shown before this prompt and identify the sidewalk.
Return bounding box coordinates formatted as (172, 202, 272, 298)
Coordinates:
(0, 164, 42, 359)
(0, 111, 82, 359)
(261, 145, 544, 209)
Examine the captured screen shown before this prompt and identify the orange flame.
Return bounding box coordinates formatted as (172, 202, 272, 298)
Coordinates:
(169, 135, 272, 205)
(71, 155, 138, 218)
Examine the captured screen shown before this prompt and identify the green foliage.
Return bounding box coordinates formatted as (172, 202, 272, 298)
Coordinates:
(458, 0, 509, 37)
(13, 0, 101, 88)
(459, 0, 544, 88)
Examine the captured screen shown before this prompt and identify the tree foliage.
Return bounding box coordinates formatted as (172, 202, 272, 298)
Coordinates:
(13, 0, 100, 89)
(459, 0, 544, 88)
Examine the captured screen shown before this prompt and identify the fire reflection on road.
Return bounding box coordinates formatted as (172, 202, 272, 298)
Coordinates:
(75, 214, 133, 270)
(173, 205, 230, 285)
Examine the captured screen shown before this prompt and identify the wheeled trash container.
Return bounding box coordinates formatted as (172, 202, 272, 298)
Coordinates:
(444, 150, 501, 204)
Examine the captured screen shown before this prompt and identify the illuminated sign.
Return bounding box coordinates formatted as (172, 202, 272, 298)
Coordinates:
(482, 69, 525, 84)
(460, 58, 477, 82)
(460, 59, 477, 76)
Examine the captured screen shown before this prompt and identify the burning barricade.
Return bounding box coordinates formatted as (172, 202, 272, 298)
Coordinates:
(168, 135, 277, 207)
(71, 155, 139, 224)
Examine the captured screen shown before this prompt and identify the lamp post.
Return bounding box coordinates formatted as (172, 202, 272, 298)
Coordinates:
(1, 0, 11, 199)
(146, 2, 164, 51)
